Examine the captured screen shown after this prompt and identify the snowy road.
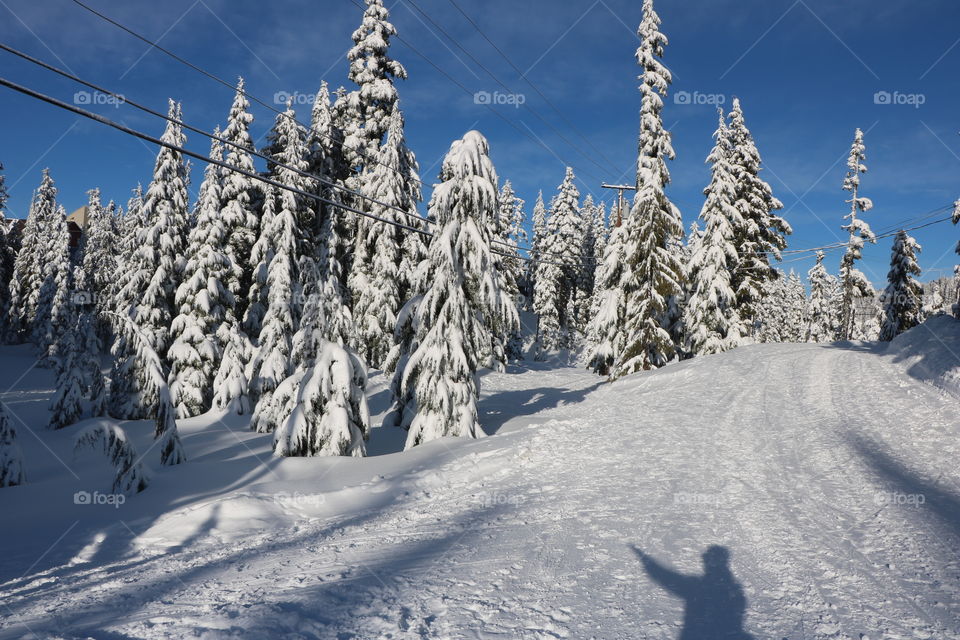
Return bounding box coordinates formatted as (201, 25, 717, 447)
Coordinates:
(3, 332, 960, 639)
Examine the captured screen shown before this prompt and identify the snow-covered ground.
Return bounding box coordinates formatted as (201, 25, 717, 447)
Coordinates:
(3, 318, 960, 639)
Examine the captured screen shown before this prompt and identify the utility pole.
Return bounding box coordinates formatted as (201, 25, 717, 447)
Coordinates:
(600, 183, 636, 227)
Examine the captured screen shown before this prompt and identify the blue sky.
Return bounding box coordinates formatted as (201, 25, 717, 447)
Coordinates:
(0, 0, 958, 285)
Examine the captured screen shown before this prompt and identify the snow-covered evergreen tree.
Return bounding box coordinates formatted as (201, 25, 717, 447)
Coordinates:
(107, 186, 146, 419)
(248, 185, 301, 427)
(0, 401, 25, 487)
(390, 131, 507, 448)
(879, 230, 923, 341)
(220, 80, 260, 316)
(79, 188, 114, 334)
(350, 104, 420, 368)
(496, 180, 525, 357)
(48, 286, 84, 430)
(118, 313, 185, 465)
(585, 223, 626, 376)
(212, 321, 252, 415)
(527, 190, 548, 310)
(806, 252, 835, 343)
(8, 170, 57, 339)
(838, 128, 876, 340)
(120, 100, 189, 366)
(273, 341, 369, 457)
(683, 111, 742, 355)
(343, 0, 407, 174)
(168, 135, 233, 418)
(33, 205, 71, 363)
(606, 0, 685, 376)
(782, 271, 808, 342)
(74, 423, 150, 495)
(726, 98, 791, 332)
(534, 168, 581, 353)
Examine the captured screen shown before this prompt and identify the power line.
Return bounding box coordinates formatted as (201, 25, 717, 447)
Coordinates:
(0, 75, 587, 269)
(0, 42, 436, 236)
(0, 41, 580, 262)
(67, 0, 433, 193)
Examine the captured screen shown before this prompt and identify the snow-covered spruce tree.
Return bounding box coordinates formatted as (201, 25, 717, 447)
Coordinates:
(48, 283, 84, 430)
(79, 188, 113, 329)
(33, 205, 72, 364)
(121, 100, 189, 364)
(592, 201, 608, 267)
(247, 103, 309, 340)
(782, 271, 808, 343)
(534, 168, 581, 353)
(115, 102, 189, 419)
(879, 230, 923, 341)
(585, 223, 627, 376)
(213, 320, 252, 415)
(576, 194, 599, 296)
(7, 169, 58, 339)
(806, 252, 834, 343)
(497, 181, 525, 290)
(683, 110, 743, 355)
(71, 264, 107, 418)
(526, 190, 548, 310)
(248, 185, 301, 427)
(391, 131, 507, 448)
(74, 423, 149, 495)
(726, 98, 791, 333)
(496, 180, 525, 357)
(838, 128, 877, 340)
(107, 186, 145, 419)
(117, 313, 185, 465)
(273, 341, 369, 457)
(0, 400, 25, 487)
(343, 0, 407, 175)
(220, 80, 259, 316)
(168, 135, 234, 418)
(613, 0, 685, 376)
(350, 104, 420, 368)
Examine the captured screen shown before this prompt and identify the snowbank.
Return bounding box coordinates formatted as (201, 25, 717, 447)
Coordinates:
(884, 314, 960, 396)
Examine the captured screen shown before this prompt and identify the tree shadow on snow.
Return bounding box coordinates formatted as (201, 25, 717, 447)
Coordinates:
(631, 544, 754, 640)
(846, 432, 960, 546)
(480, 382, 603, 434)
(1, 500, 508, 639)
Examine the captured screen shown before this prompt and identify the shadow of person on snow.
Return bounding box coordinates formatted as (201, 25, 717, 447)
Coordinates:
(632, 544, 754, 640)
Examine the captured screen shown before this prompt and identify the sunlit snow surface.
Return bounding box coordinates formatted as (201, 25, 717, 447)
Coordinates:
(2, 317, 960, 639)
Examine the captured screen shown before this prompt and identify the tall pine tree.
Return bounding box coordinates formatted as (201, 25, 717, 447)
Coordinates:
(838, 128, 876, 340)
(879, 230, 922, 341)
